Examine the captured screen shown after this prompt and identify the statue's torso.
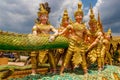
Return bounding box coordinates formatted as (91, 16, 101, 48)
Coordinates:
(59, 26, 72, 38)
(35, 24, 51, 34)
(72, 22, 86, 41)
(88, 29, 98, 44)
(103, 38, 110, 51)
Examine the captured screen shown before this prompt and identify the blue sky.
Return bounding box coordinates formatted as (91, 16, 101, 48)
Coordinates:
(0, 0, 120, 36)
(81, 0, 97, 15)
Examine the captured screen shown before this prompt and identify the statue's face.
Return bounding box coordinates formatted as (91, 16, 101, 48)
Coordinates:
(90, 23, 97, 31)
(39, 14, 48, 24)
(105, 34, 111, 40)
(63, 19, 69, 26)
(75, 14, 83, 22)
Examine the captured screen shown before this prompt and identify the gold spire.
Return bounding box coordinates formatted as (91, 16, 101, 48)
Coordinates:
(89, 4, 97, 25)
(37, 3, 48, 17)
(90, 4, 94, 19)
(74, 2, 84, 17)
(97, 11, 104, 32)
(98, 11, 101, 24)
(107, 28, 112, 35)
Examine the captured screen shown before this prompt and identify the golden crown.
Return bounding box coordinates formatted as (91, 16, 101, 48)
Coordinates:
(107, 28, 112, 35)
(89, 4, 97, 25)
(63, 9, 68, 17)
(62, 9, 69, 22)
(74, 2, 84, 17)
(37, 3, 48, 17)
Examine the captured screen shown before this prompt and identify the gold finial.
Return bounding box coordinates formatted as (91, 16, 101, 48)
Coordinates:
(74, 2, 84, 17)
(89, 4, 97, 25)
(78, 2, 82, 10)
(90, 3, 93, 13)
(107, 28, 112, 35)
(89, 4, 94, 19)
(37, 3, 48, 17)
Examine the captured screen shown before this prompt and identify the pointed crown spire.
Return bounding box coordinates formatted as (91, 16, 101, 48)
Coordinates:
(107, 28, 112, 35)
(74, 2, 84, 17)
(98, 11, 101, 25)
(97, 11, 104, 32)
(63, 9, 68, 17)
(98, 11, 100, 23)
(62, 9, 69, 22)
(89, 3, 97, 25)
(37, 3, 48, 17)
(90, 4, 94, 19)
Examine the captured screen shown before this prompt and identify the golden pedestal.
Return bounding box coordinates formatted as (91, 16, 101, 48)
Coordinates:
(0, 58, 8, 65)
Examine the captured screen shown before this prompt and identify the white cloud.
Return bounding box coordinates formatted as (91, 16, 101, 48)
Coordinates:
(0, 0, 39, 33)
(84, 0, 120, 34)
(49, 0, 81, 27)
(0, 0, 82, 33)
(84, 0, 103, 22)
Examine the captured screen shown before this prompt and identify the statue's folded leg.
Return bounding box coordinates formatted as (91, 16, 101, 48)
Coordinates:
(47, 50, 57, 73)
(97, 51, 102, 71)
(60, 41, 74, 75)
(31, 51, 38, 75)
(81, 48, 88, 74)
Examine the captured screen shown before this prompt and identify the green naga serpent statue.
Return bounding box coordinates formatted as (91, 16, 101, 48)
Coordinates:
(0, 30, 69, 79)
(0, 30, 69, 52)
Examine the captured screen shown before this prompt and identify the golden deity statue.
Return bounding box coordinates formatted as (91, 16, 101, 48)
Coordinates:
(103, 28, 113, 65)
(97, 12, 113, 67)
(31, 3, 58, 75)
(86, 5, 98, 64)
(55, 9, 72, 66)
(87, 6, 106, 71)
(52, 2, 88, 75)
(58, 9, 73, 38)
(87, 5, 98, 44)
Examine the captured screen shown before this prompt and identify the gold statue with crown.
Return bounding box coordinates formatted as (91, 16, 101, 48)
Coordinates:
(103, 28, 113, 65)
(85, 5, 98, 65)
(54, 9, 71, 67)
(58, 9, 73, 38)
(86, 4, 113, 71)
(86, 4, 101, 71)
(53, 2, 89, 75)
(31, 2, 58, 75)
(97, 12, 113, 67)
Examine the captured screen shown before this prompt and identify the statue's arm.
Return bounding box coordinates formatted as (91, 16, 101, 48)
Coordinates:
(50, 25, 59, 37)
(59, 24, 72, 35)
(87, 32, 102, 52)
(32, 25, 37, 35)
